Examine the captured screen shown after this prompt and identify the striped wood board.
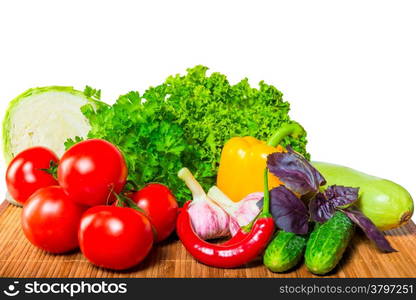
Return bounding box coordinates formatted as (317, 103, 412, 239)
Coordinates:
(0, 202, 415, 278)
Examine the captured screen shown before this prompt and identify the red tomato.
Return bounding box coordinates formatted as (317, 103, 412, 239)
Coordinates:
(21, 186, 86, 253)
(79, 206, 153, 270)
(132, 183, 178, 242)
(6, 147, 58, 205)
(57, 139, 128, 206)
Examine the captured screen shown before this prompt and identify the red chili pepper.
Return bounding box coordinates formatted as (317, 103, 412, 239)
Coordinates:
(176, 169, 275, 268)
(221, 228, 249, 246)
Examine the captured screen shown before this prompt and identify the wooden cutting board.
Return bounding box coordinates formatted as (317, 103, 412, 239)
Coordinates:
(0, 201, 415, 278)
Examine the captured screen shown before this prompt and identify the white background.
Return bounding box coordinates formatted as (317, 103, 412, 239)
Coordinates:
(0, 0, 414, 221)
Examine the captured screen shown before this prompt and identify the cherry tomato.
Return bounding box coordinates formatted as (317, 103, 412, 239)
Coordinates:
(132, 183, 178, 242)
(6, 147, 58, 205)
(21, 186, 86, 253)
(57, 139, 128, 206)
(79, 206, 154, 270)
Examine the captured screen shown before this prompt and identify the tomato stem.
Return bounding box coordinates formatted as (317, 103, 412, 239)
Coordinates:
(123, 180, 141, 192)
(112, 191, 145, 213)
(39, 160, 59, 180)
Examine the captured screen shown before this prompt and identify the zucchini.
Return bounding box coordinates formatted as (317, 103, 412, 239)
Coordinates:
(264, 230, 307, 272)
(305, 211, 354, 275)
(312, 161, 413, 231)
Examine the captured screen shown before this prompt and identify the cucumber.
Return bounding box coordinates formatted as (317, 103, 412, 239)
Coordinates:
(305, 211, 354, 275)
(264, 230, 307, 272)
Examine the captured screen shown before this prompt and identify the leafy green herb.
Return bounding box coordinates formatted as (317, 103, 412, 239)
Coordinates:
(64, 135, 84, 150)
(83, 86, 101, 101)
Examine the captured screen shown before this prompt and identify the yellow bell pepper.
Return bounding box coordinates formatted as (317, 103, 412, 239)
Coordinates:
(217, 123, 305, 202)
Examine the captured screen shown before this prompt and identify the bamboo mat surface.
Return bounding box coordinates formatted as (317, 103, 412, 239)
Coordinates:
(0, 202, 415, 278)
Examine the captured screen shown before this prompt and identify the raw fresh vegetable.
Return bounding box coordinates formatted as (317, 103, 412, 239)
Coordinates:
(58, 139, 128, 206)
(312, 161, 414, 231)
(208, 186, 262, 227)
(131, 183, 178, 242)
(176, 169, 275, 268)
(78, 205, 154, 270)
(6, 147, 58, 205)
(217, 123, 305, 202)
(2, 86, 101, 164)
(305, 211, 354, 275)
(217, 139, 284, 203)
(21, 186, 86, 253)
(178, 168, 238, 239)
(68, 66, 309, 204)
(263, 230, 308, 273)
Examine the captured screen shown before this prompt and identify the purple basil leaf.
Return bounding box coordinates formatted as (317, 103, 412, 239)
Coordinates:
(267, 147, 326, 195)
(325, 185, 359, 208)
(309, 185, 359, 223)
(342, 207, 397, 253)
(270, 186, 309, 234)
(309, 192, 335, 223)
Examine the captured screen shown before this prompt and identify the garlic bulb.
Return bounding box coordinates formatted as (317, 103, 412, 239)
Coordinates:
(208, 186, 262, 226)
(234, 192, 263, 226)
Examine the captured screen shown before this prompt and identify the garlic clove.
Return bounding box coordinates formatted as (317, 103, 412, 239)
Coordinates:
(234, 192, 263, 226)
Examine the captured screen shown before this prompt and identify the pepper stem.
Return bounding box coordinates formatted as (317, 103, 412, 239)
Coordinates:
(266, 122, 305, 147)
(241, 210, 262, 232)
(262, 123, 304, 217)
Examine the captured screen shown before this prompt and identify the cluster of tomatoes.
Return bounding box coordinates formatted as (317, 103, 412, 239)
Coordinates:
(6, 139, 178, 270)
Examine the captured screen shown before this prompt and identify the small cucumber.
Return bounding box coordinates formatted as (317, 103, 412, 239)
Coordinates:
(263, 230, 307, 272)
(305, 211, 354, 275)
